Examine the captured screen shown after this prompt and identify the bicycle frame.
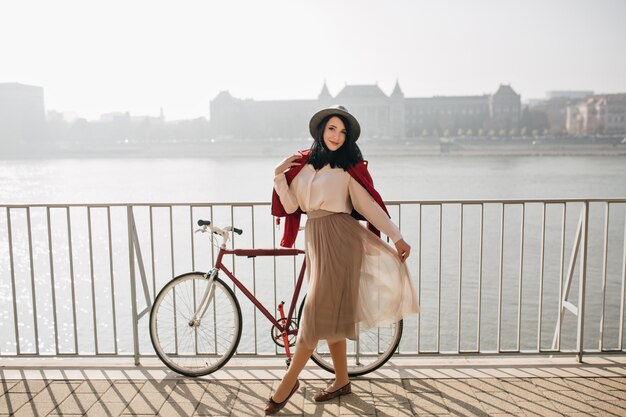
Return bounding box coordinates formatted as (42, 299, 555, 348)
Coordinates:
(211, 246, 307, 356)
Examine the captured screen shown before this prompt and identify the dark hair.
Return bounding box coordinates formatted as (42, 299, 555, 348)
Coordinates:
(308, 114, 363, 170)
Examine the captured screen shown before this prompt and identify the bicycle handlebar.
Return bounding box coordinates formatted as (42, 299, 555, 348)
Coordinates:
(196, 219, 243, 235)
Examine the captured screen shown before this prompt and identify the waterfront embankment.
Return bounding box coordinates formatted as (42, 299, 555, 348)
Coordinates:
(2, 136, 626, 159)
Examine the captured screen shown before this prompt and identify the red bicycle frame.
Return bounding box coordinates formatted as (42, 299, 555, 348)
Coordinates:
(213, 246, 306, 360)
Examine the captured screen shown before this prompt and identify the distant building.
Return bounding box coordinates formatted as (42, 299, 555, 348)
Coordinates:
(529, 97, 573, 134)
(489, 85, 522, 133)
(528, 91, 595, 134)
(209, 82, 522, 140)
(92, 111, 169, 143)
(567, 94, 626, 135)
(405, 93, 490, 138)
(210, 90, 318, 140)
(0, 83, 46, 148)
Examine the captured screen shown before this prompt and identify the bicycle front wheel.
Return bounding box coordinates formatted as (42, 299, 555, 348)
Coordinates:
(298, 296, 403, 377)
(149, 272, 242, 377)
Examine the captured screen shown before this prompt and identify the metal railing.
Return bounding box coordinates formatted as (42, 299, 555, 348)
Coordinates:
(1, 199, 625, 364)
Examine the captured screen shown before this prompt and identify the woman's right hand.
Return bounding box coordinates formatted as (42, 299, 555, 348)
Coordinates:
(274, 153, 302, 176)
(394, 239, 411, 263)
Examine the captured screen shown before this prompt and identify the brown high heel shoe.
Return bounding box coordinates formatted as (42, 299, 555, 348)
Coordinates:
(264, 380, 300, 415)
(313, 381, 351, 402)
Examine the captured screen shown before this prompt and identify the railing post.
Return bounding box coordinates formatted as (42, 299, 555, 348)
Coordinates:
(577, 201, 589, 362)
(128, 205, 140, 366)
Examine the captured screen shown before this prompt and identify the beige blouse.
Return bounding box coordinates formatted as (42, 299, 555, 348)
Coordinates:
(273, 163, 403, 243)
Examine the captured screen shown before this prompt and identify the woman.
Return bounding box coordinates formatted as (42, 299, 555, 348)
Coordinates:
(267, 105, 419, 414)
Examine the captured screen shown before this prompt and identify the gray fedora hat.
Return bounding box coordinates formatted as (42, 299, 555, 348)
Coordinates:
(309, 105, 361, 141)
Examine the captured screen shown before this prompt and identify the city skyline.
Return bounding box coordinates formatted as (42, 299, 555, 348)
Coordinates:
(4, 80, 623, 149)
(2, 0, 625, 120)
(3, 80, 605, 123)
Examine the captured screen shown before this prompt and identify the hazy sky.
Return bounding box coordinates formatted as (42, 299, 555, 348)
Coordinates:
(2, 0, 625, 120)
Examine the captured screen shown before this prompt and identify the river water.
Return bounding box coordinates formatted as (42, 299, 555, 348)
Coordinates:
(1, 155, 626, 204)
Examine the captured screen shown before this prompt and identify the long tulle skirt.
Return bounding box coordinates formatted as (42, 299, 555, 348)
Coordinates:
(297, 210, 419, 349)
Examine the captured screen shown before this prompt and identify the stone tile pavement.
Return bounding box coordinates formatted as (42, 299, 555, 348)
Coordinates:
(2, 376, 626, 416)
(1, 356, 625, 416)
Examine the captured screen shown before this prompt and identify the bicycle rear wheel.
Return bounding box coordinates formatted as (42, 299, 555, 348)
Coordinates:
(149, 272, 242, 377)
(298, 296, 403, 377)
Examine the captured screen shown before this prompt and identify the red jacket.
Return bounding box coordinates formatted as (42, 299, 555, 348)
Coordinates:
(271, 149, 392, 248)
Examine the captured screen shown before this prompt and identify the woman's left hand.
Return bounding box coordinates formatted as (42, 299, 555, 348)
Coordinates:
(394, 239, 411, 263)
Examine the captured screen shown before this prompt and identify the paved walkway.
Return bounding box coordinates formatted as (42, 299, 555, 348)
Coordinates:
(1, 356, 625, 416)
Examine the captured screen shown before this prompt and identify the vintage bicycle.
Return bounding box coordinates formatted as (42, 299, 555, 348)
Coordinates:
(149, 219, 403, 377)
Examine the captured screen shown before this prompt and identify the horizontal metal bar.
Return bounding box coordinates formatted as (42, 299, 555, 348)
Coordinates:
(1, 349, 624, 361)
(2, 197, 626, 210)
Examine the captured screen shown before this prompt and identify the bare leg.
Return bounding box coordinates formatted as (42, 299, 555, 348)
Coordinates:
(271, 340, 315, 402)
(326, 339, 350, 390)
